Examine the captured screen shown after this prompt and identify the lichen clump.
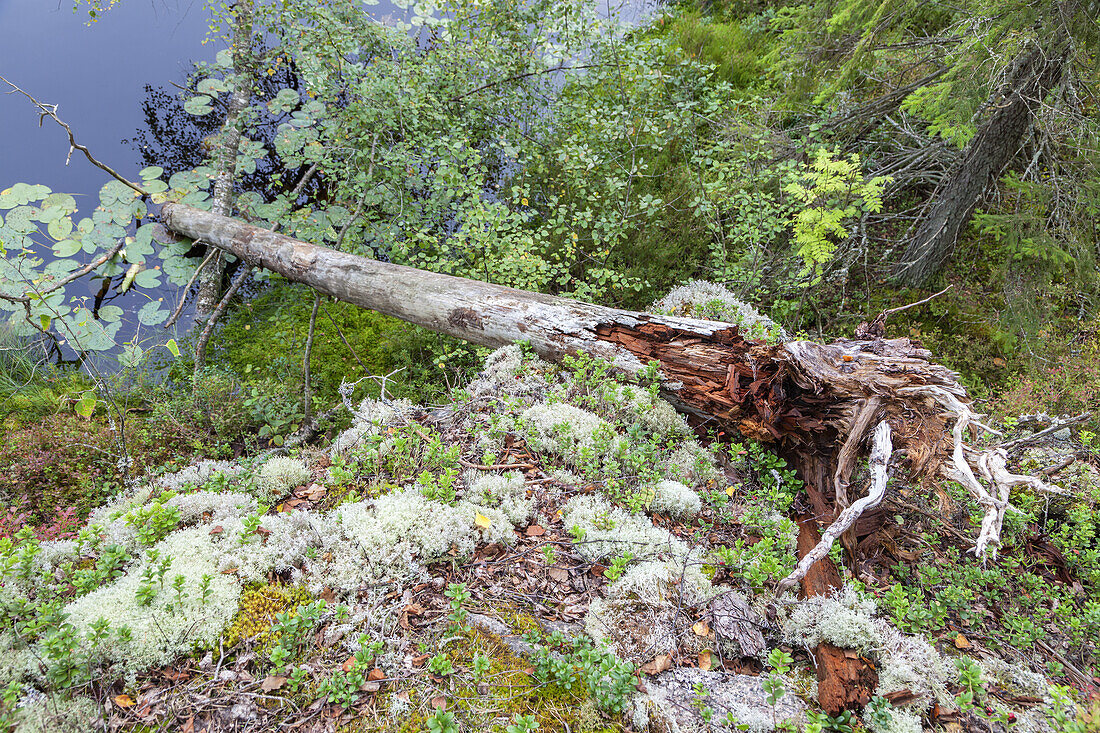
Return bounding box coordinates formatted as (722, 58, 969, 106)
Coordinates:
(63, 527, 241, 671)
(649, 279, 787, 342)
(255, 456, 312, 499)
(781, 587, 952, 705)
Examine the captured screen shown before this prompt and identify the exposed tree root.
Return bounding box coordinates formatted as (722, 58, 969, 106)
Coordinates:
(780, 421, 893, 592)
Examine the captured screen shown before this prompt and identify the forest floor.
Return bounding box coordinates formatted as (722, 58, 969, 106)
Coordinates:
(2, 341, 1100, 733)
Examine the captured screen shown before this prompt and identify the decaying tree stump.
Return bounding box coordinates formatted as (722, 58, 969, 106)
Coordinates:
(161, 202, 1056, 711)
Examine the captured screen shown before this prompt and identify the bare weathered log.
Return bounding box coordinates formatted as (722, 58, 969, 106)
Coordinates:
(161, 201, 1055, 710)
(160, 203, 1052, 551)
(161, 203, 950, 446)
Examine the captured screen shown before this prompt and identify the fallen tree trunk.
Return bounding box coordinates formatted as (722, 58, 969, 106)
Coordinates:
(161, 202, 1054, 709)
(161, 202, 1052, 558)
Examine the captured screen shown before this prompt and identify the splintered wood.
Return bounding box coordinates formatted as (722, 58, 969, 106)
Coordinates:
(594, 321, 831, 444)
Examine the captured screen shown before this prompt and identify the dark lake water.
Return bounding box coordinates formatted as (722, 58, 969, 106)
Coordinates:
(0, 0, 652, 366)
(0, 0, 211, 203)
(0, 0, 215, 355)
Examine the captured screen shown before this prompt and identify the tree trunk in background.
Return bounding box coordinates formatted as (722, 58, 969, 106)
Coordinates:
(894, 41, 1066, 287)
(193, 0, 254, 327)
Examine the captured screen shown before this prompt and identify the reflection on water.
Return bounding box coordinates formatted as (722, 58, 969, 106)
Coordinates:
(0, 0, 215, 353)
(0, 0, 654, 366)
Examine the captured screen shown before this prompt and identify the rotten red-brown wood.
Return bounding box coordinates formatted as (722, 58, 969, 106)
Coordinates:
(796, 515, 879, 714)
(595, 322, 834, 444)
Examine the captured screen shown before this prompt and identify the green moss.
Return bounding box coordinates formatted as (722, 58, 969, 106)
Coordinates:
(224, 584, 313, 648)
(337, 626, 628, 732)
(498, 607, 542, 634)
(214, 282, 482, 406)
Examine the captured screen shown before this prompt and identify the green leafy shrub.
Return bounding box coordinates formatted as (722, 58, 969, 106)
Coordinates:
(526, 629, 637, 714)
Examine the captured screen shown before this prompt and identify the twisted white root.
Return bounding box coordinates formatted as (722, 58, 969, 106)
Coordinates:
(778, 387, 1067, 590)
(779, 420, 893, 591)
(903, 385, 1062, 559)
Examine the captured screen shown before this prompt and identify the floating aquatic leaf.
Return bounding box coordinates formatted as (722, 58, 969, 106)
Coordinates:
(138, 300, 168, 326)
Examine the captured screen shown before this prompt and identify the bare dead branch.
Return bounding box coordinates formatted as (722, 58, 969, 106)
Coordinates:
(998, 412, 1091, 451)
(303, 293, 322, 422)
(0, 75, 146, 195)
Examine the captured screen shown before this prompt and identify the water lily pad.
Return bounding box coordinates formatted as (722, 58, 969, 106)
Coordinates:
(133, 268, 161, 289)
(197, 77, 228, 96)
(98, 305, 124, 323)
(42, 192, 77, 213)
(0, 183, 50, 209)
(184, 95, 215, 116)
(138, 300, 169, 326)
(48, 216, 74, 241)
(52, 239, 82, 257)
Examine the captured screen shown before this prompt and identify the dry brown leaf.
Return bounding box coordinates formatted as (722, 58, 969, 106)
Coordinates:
(430, 696, 447, 710)
(180, 716, 195, 733)
(698, 650, 713, 671)
(359, 681, 381, 693)
(113, 694, 135, 708)
(395, 691, 411, 704)
(367, 668, 385, 682)
(342, 656, 357, 672)
(954, 633, 970, 650)
(412, 653, 431, 667)
(692, 620, 711, 637)
(208, 526, 223, 536)
(261, 675, 287, 692)
(548, 567, 569, 583)
(525, 524, 546, 536)
(640, 654, 673, 675)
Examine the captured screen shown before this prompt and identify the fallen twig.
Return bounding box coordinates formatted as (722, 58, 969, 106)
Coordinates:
(998, 412, 1091, 451)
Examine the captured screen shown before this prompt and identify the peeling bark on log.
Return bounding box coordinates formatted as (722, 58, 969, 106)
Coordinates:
(160, 202, 1055, 713)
